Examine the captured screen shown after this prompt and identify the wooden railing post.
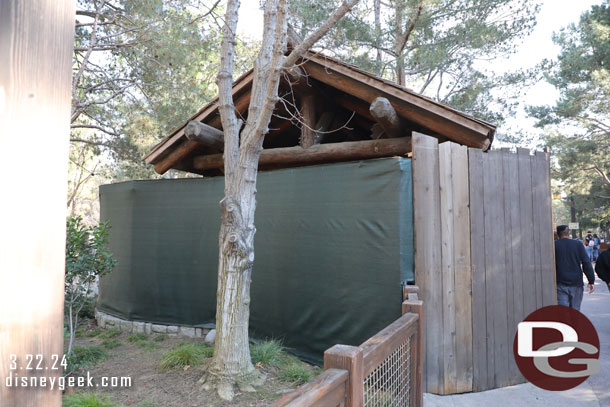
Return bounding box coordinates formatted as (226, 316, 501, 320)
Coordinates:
(324, 344, 364, 407)
(403, 284, 420, 302)
(403, 292, 424, 407)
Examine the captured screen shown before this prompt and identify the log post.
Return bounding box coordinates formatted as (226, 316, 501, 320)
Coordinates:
(184, 120, 224, 151)
(324, 345, 364, 407)
(369, 96, 405, 138)
(0, 1, 75, 406)
(300, 94, 316, 148)
(403, 292, 424, 407)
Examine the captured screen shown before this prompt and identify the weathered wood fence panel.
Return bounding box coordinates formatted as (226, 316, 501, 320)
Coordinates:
(468, 147, 556, 391)
(412, 133, 556, 394)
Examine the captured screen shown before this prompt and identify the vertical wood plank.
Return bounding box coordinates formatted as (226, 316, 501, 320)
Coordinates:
(542, 150, 557, 306)
(439, 142, 457, 394)
(505, 149, 525, 384)
(451, 144, 473, 393)
(517, 148, 537, 318)
(403, 298, 424, 407)
(0, 1, 75, 407)
(468, 148, 488, 391)
(535, 151, 556, 306)
(531, 152, 544, 310)
(412, 132, 444, 394)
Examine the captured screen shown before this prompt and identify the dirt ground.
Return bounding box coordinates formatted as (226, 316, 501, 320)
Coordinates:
(68, 322, 310, 407)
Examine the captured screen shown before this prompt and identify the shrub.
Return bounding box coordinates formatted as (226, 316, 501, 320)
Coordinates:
(67, 346, 107, 373)
(159, 343, 212, 370)
(63, 392, 117, 407)
(126, 333, 147, 342)
(278, 363, 313, 385)
(250, 340, 284, 367)
(101, 339, 121, 349)
(79, 297, 97, 320)
(98, 328, 120, 339)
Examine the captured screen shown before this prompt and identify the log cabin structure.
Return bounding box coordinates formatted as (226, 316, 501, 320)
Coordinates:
(98, 53, 556, 397)
(144, 52, 495, 175)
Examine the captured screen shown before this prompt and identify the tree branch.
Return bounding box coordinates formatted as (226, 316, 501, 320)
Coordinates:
(283, 0, 359, 69)
(583, 165, 610, 186)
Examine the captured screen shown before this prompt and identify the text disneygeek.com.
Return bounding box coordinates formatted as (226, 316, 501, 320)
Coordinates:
(5, 372, 132, 391)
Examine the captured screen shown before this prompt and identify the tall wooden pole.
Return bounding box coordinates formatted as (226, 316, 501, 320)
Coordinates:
(0, 1, 75, 406)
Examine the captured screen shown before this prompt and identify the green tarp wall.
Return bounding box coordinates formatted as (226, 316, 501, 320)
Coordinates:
(98, 158, 413, 363)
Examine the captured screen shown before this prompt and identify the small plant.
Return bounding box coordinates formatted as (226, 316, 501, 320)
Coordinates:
(127, 333, 147, 342)
(63, 392, 117, 407)
(86, 329, 102, 338)
(138, 401, 155, 407)
(159, 343, 212, 370)
(277, 363, 313, 385)
(65, 217, 117, 356)
(98, 328, 120, 339)
(79, 297, 97, 320)
(67, 346, 107, 373)
(101, 339, 122, 349)
(153, 334, 167, 342)
(250, 340, 284, 367)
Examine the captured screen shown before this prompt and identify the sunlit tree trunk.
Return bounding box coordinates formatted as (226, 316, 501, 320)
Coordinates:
(200, 0, 360, 400)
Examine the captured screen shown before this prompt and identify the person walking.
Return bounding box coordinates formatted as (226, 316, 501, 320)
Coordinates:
(555, 225, 595, 310)
(595, 247, 610, 291)
(593, 233, 600, 261)
(585, 231, 595, 262)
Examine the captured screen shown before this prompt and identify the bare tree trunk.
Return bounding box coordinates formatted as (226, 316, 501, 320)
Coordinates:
(201, 0, 359, 401)
(374, 0, 382, 75)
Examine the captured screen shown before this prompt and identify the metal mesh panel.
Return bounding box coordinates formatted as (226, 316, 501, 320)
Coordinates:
(363, 337, 411, 407)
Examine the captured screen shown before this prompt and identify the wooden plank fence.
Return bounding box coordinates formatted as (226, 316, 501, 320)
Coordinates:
(274, 290, 424, 407)
(412, 133, 556, 394)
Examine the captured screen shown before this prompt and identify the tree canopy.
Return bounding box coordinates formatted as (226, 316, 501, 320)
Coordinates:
(529, 1, 610, 233)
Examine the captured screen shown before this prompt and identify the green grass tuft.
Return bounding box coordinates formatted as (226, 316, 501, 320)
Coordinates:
(67, 346, 107, 372)
(126, 333, 147, 342)
(277, 363, 313, 385)
(158, 343, 212, 370)
(101, 339, 122, 349)
(85, 329, 102, 338)
(153, 334, 168, 342)
(63, 392, 117, 407)
(250, 340, 284, 367)
(97, 328, 120, 339)
(135, 340, 158, 350)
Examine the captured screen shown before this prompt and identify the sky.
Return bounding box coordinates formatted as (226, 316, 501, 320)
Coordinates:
(236, 0, 602, 144)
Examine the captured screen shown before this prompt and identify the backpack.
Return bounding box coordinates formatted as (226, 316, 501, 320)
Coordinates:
(588, 239, 595, 247)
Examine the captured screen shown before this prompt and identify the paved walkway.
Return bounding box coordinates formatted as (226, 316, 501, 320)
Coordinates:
(424, 278, 610, 407)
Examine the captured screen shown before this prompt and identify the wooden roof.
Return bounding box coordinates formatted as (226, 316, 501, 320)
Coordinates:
(145, 52, 496, 175)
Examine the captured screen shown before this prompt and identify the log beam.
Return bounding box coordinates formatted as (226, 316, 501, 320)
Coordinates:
(153, 92, 250, 174)
(193, 137, 412, 171)
(370, 96, 405, 138)
(184, 120, 224, 151)
(300, 94, 316, 148)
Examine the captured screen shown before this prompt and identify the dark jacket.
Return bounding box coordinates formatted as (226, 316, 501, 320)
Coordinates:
(596, 249, 610, 284)
(555, 238, 595, 286)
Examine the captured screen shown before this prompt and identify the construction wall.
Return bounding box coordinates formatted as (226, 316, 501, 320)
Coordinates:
(98, 158, 414, 364)
(412, 133, 556, 394)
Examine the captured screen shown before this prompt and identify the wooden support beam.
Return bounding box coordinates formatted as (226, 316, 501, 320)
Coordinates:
(193, 137, 412, 171)
(184, 120, 224, 151)
(300, 94, 316, 148)
(370, 96, 405, 138)
(153, 92, 250, 174)
(324, 345, 364, 407)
